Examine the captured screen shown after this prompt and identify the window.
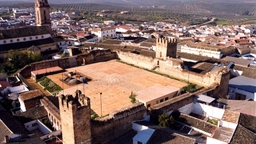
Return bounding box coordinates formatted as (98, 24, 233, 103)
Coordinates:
(160, 99, 164, 103)
(10, 39, 13, 43)
(30, 37, 32, 40)
(41, 35, 44, 38)
(165, 97, 169, 101)
(3, 40, 6, 43)
(23, 38, 26, 40)
(36, 36, 38, 39)
(17, 39, 19, 42)
(156, 100, 159, 104)
(147, 104, 151, 108)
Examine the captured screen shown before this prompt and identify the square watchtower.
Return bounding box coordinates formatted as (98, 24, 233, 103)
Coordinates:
(156, 37, 178, 60)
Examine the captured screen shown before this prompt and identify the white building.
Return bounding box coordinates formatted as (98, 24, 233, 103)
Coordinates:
(228, 76, 256, 101)
(91, 27, 116, 41)
(104, 20, 115, 26)
(180, 44, 222, 59)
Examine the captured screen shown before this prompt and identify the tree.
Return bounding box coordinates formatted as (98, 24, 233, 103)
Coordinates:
(158, 112, 174, 128)
(2, 50, 43, 74)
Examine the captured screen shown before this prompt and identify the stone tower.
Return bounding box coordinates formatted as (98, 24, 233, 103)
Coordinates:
(156, 37, 178, 60)
(35, 0, 51, 27)
(59, 90, 92, 144)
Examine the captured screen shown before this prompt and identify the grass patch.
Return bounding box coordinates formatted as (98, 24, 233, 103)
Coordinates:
(91, 109, 99, 120)
(182, 83, 202, 93)
(207, 118, 218, 125)
(38, 76, 62, 94)
(215, 19, 230, 25)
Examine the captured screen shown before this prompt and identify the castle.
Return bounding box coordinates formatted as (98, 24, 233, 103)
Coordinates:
(18, 37, 230, 144)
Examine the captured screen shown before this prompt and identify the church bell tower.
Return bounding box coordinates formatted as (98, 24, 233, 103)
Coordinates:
(35, 0, 51, 28)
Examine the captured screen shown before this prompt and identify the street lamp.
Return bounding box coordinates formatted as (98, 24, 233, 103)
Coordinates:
(100, 92, 102, 117)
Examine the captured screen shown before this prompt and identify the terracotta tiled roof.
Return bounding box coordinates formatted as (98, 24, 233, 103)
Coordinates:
(0, 26, 50, 40)
(14, 106, 48, 123)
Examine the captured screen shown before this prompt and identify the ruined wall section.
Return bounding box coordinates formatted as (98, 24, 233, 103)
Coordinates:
(91, 103, 147, 143)
(117, 50, 228, 87)
(76, 49, 117, 65)
(117, 51, 156, 70)
(17, 50, 117, 79)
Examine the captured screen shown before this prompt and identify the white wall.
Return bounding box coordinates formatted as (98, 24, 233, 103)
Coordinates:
(219, 120, 237, 129)
(24, 120, 38, 131)
(228, 87, 255, 100)
(37, 120, 52, 134)
(18, 97, 26, 112)
(0, 34, 51, 45)
(192, 103, 225, 119)
(178, 103, 193, 115)
(180, 45, 222, 59)
(132, 122, 149, 132)
(24, 120, 52, 135)
(207, 137, 228, 144)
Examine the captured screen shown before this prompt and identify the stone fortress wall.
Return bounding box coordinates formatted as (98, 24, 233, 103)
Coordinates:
(58, 90, 147, 144)
(16, 37, 230, 144)
(91, 103, 147, 143)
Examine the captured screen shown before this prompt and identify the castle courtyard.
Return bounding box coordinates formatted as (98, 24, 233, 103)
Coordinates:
(47, 60, 187, 116)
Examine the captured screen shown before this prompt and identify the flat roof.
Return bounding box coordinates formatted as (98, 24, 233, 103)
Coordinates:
(197, 94, 215, 104)
(229, 76, 256, 93)
(221, 110, 240, 124)
(224, 56, 251, 67)
(135, 85, 180, 103)
(225, 100, 256, 117)
(31, 66, 63, 76)
(133, 129, 155, 144)
(49, 60, 187, 116)
(19, 89, 43, 101)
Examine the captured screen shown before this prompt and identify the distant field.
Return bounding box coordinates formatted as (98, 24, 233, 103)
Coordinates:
(215, 19, 231, 25)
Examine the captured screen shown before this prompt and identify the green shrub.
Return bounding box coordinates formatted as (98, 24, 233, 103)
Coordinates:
(129, 92, 137, 104)
(182, 83, 200, 93)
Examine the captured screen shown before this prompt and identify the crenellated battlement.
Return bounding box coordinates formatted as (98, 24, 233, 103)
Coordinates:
(156, 37, 178, 45)
(156, 37, 178, 59)
(60, 90, 90, 110)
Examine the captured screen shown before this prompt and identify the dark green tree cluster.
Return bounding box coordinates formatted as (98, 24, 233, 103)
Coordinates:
(158, 112, 174, 128)
(0, 50, 43, 74)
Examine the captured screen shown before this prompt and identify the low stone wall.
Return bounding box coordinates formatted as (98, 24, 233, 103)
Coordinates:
(17, 73, 35, 90)
(178, 113, 216, 134)
(150, 93, 194, 122)
(91, 103, 147, 143)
